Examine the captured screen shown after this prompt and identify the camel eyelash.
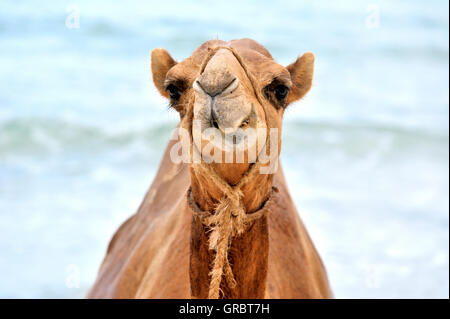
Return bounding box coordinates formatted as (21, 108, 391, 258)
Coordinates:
(166, 95, 188, 117)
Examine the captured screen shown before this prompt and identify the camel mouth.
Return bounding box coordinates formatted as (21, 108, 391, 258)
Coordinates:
(191, 117, 268, 165)
(208, 103, 258, 137)
(192, 79, 268, 163)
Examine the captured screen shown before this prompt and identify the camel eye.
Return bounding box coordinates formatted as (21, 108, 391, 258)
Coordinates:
(274, 85, 289, 100)
(166, 84, 180, 100)
(264, 80, 290, 108)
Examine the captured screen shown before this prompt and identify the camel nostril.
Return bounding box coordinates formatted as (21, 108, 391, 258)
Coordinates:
(212, 120, 219, 129)
(196, 74, 238, 97)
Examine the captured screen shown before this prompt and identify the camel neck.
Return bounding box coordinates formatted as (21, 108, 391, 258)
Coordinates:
(189, 213, 269, 298)
(187, 164, 272, 298)
(189, 165, 274, 213)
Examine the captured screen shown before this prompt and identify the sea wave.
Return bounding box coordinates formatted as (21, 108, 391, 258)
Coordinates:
(0, 118, 174, 156)
(0, 117, 447, 158)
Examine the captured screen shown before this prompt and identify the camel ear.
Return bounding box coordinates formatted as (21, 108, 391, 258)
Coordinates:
(151, 48, 177, 98)
(286, 52, 315, 104)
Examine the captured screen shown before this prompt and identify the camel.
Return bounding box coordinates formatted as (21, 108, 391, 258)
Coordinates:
(87, 38, 333, 299)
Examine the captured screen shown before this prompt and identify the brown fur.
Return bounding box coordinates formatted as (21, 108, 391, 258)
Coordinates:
(87, 39, 332, 299)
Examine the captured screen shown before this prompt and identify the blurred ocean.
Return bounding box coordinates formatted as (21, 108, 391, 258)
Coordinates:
(0, 0, 448, 298)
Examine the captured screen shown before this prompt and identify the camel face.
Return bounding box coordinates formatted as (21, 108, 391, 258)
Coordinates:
(191, 48, 268, 162)
(151, 39, 314, 183)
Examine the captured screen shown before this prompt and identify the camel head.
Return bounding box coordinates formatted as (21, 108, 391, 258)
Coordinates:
(151, 39, 314, 200)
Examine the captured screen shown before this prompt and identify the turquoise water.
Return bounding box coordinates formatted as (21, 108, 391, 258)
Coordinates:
(0, 0, 448, 298)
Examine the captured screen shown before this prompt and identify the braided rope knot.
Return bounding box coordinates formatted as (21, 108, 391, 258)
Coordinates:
(187, 163, 274, 299)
